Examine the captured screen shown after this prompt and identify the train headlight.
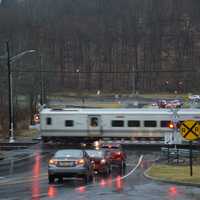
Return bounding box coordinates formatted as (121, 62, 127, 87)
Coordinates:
(168, 122, 174, 129)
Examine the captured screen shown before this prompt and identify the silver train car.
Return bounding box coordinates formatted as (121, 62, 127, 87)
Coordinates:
(40, 108, 200, 142)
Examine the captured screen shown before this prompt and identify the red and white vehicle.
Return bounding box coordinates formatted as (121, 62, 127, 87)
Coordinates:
(158, 99, 182, 109)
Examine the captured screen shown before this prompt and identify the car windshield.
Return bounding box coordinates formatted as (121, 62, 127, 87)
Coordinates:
(86, 150, 103, 158)
(54, 150, 83, 158)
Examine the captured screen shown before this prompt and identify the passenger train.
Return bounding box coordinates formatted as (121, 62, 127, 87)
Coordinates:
(40, 108, 200, 142)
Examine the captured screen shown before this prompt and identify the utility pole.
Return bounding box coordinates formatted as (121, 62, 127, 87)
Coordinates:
(132, 65, 136, 94)
(40, 55, 44, 106)
(6, 41, 14, 143)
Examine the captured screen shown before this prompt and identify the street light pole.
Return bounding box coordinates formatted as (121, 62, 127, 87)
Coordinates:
(4, 41, 36, 143)
(40, 55, 44, 106)
(6, 41, 14, 143)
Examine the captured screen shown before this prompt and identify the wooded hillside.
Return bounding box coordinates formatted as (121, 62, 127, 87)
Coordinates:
(0, 0, 200, 133)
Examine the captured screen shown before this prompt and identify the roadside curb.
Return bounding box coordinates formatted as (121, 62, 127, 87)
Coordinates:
(0, 153, 4, 160)
(143, 165, 200, 188)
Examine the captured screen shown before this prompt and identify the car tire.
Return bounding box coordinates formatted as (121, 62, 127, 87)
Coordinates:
(120, 161, 124, 169)
(84, 174, 89, 183)
(120, 161, 126, 170)
(123, 161, 126, 168)
(106, 166, 111, 175)
(48, 175, 55, 184)
(89, 174, 93, 182)
(108, 165, 112, 174)
(103, 168, 109, 176)
(58, 177, 63, 183)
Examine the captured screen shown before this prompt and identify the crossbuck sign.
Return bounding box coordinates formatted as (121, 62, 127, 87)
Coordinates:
(180, 120, 200, 141)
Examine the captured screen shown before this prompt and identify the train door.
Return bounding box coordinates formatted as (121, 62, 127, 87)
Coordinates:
(87, 115, 102, 136)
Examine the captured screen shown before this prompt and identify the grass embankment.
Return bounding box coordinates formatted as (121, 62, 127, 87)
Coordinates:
(147, 164, 200, 184)
(95, 102, 122, 108)
(15, 129, 38, 139)
(143, 93, 190, 99)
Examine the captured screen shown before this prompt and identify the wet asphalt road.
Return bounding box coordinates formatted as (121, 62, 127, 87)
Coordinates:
(0, 144, 200, 200)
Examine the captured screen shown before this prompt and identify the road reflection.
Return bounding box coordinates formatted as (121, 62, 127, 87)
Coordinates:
(73, 174, 124, 195)
(167, 186, 183, 199)
(98, 175, 124, 191)
(31, 150, 41, 200)
(115, 175, 123, 192)
(48, 185, 58, 198)
(75, 186, 86, 193)
(99, 178, 107, 188)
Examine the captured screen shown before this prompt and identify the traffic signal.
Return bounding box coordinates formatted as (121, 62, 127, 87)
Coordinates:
(34, 114, 40, 124)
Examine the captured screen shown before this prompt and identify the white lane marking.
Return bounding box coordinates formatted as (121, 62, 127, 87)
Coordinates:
(113, 155, 143, 181)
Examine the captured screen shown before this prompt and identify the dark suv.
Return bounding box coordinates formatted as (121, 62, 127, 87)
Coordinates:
(101, 143, 126, 169)
(86, 149, 111, 175)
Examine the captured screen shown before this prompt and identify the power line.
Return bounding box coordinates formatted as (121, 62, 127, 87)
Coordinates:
(0, 69, 198, 74)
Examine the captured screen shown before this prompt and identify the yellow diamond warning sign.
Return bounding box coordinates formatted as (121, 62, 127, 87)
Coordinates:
(180, 120, 200, 141)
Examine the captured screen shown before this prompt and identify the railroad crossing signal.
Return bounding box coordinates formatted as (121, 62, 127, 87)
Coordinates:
(180, 120, 200, 141)
(34, 113, 40, 124)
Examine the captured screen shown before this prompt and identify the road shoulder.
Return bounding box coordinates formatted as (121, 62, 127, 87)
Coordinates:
(144, 164, 200, 187)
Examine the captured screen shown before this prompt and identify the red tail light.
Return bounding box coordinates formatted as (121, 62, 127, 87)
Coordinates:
(76, 159, 85, 165)
(112, 151, 121, 157)
(100, 159, 106, 164)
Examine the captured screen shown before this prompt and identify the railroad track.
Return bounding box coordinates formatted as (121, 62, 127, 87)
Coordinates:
(0, 141, 39, 150)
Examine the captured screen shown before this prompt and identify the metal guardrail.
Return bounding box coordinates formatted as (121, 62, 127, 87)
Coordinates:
(0, 146, 28, 150)
(161, 147, 200, 157)
(0, 141, 39, 150)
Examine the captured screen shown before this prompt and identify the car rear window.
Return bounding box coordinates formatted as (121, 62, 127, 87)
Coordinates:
(55, 150, 83, 158)
(86, 150, 103, 158)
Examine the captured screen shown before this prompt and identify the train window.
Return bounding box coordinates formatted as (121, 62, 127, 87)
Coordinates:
(46, 117, 52, 125)
(128, 120, 140, 127)
(90, 117, 98, 127)
(160, 121, 171, 127)
(65, 120, 74, 127)
(112, 120, 124, 127)
(144, 120, 157, 127)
